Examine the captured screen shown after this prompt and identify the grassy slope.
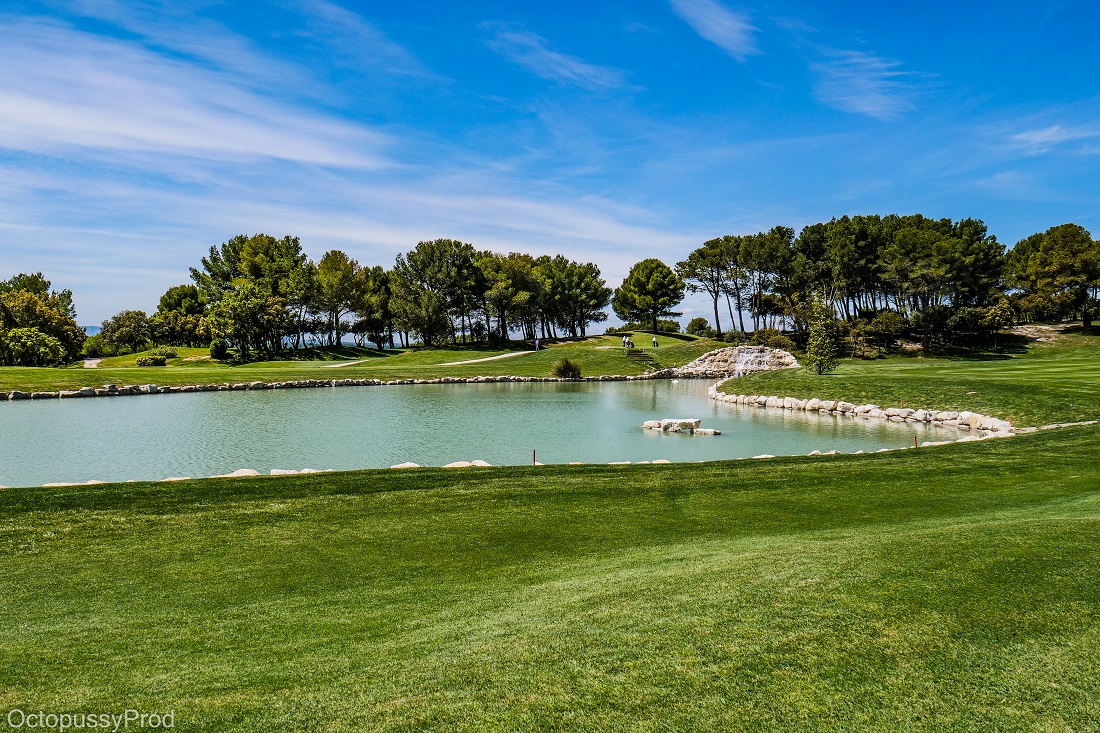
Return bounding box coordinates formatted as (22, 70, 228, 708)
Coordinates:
(0, 335, 716, 392)
(725, 330, 1100, 426)
(1, 427, 1098, 731)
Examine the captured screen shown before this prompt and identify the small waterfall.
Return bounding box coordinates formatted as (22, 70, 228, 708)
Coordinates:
(672, 345, 799, 378)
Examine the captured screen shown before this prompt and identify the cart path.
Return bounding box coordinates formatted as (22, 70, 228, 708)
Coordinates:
(438, 351, 535, 366)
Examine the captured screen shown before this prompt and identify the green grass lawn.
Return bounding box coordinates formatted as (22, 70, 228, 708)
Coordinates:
(724, 329, 1100, 426)
(0, 427, 1097, 730)
(0, 335, 717, 392)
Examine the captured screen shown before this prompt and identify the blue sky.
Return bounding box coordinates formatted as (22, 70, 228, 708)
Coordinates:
(2, 0, 1099, 324)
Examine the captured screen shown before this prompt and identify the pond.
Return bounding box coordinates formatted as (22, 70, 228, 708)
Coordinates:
(0, 379, 960, 487)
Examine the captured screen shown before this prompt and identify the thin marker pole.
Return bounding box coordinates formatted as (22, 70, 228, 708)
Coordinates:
(532, 449, 536, 466)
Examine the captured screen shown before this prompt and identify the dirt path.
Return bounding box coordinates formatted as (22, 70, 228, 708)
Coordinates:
(83, 359, 101, 368)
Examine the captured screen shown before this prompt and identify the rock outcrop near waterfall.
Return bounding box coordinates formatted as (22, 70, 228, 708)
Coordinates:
(669, 346, 799, 378)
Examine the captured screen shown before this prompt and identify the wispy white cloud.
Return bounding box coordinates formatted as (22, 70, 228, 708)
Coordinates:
(1009, 124, 1100, 155)
(46, 0, 314, 93)
(289, 0, 431, 78)
(0, 158, 698, 321)
(0, 18, 390, 166)
(668, 0, 758, 61)
(811, 49, 917, 120)
(484, 23, 631, 90)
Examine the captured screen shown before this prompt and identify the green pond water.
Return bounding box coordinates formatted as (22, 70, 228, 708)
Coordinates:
(0, 379, 959, 486)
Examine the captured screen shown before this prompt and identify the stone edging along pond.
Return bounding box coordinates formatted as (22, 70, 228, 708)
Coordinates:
(706, 378, 1023, 446)
(1, 371, 679, 402)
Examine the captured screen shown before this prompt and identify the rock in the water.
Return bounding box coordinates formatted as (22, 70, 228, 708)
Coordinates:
(442, 461, 473, 468)
(691, 428, 721, 436)
(659, 418, 701, 432)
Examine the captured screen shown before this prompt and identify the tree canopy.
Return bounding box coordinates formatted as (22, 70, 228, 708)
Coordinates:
(612, 259, 686, 333)
(0, 273, 84, 365)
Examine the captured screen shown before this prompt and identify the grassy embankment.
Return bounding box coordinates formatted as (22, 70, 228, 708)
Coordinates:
(723, 328, 1100, 427)
(0, 425, 1098, 731)
(0, 333, 713, 393)
(1, 332, 1099, 728)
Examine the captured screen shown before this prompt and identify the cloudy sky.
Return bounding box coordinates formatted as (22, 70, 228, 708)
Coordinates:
(2, 0, 1099, 323)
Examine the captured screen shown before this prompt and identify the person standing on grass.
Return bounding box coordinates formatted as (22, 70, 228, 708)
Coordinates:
(652, 336, 658, 348)
(534, 338, 540, 351)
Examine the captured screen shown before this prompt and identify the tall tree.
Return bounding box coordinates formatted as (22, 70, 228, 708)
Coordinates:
(315, 250, 361, 345)
(100, 310, 151, 353)
(158, 284, 205, 316)
(612, 259, 685, 333)
(206, 282, 284, 361)
(352, 265, 392, 348)
(677, 238, 728, 337)
(390, 240, 472, 346)
(1007, 223, 1100, 328)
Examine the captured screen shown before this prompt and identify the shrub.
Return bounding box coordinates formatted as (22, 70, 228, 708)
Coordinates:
(766, 335, 797, 352)
(209, 338, 229, 361)
(749, 328, 781, 346)
(686, 317, 716, 338)
(550, 358, 582, 379)
(148, 346, 178, 359)
(135, 355, 167, 366)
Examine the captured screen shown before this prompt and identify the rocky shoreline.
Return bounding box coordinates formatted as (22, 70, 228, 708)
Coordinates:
(707, 379, 1022, 440)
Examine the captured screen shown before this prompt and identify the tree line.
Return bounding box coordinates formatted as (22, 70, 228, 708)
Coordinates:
(5, 215, 1097, 366)
(90, 235, 614, 361)
(674, 216, 1100, 351)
